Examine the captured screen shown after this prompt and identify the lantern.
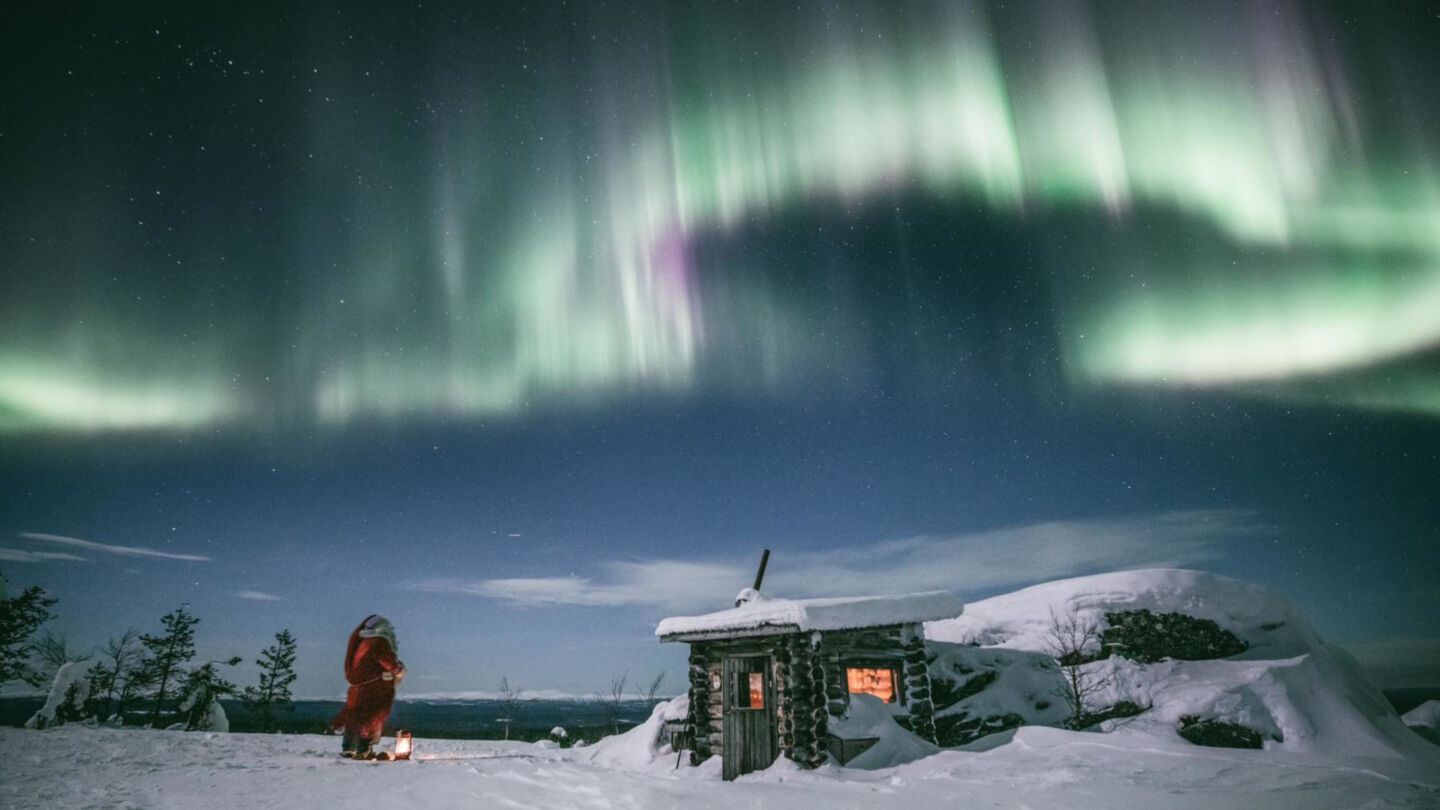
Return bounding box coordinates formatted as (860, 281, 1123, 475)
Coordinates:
(394, 730, 413, 760)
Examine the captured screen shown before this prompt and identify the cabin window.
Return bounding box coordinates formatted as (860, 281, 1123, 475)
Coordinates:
(845, 665, 898, 703)
(733, 671, 765, 709)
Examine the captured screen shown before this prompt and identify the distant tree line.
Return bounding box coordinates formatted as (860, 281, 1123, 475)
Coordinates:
(1, 571, 296, 732)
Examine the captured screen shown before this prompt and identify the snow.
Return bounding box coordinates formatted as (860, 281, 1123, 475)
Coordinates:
(25, 659, 92, 730)
(827, 694, 938, 768)
(1403, 700, 1440, 745)
(928, 643, 1074, 731)
(656, 590, 963, 638)
(3, 568, 1436, 808)
(926, 569, 1434, 761)
(586, 697, 690, 770)
(1402, 700, 1440, 730)
(3, 722, 1436, 809)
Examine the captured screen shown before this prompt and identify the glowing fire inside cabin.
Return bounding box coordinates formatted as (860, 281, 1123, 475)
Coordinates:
(846, 667, 896, 703)
(748, 673, 764, 708)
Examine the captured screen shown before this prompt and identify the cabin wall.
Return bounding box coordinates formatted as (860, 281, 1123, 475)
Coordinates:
(815, 623, 936, 742)
(682, 623, 937, 770)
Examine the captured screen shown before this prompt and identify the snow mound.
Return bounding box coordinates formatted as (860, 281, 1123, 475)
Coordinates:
(829, 694, 938, 769)
(586, 697, 689, 771)
(1403, 700, 1440, 746)
(928, 568, 1317, 658)
(926, 569, 1432, 760)
(1403, 700, 1440, 730)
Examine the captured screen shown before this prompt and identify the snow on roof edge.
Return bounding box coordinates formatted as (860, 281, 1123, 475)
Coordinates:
(656, 590, 963, 638)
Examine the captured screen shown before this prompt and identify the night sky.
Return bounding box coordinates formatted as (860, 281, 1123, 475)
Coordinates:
(3, 1, 1438, 697)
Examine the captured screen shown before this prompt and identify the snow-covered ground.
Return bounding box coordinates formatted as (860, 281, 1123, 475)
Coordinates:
(4, 569, 1437, 809)
(2, 722, 1436, 809)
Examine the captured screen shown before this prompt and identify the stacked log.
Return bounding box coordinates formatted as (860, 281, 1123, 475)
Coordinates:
(686, 644, 712, 764)
(783, 632, 828, 768)
(901, 623, 936, 742)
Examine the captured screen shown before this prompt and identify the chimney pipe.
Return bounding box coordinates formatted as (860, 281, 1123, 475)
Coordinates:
(752, 549, 771, 592)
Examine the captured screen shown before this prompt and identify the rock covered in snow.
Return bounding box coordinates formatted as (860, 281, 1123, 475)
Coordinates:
(1402, 700, 1440, 745)
(1402, 700, 1440, 729)
(927, 643, 1070, 745)
(926, 569, 1431, 760)
(927, 569, 1318, 657)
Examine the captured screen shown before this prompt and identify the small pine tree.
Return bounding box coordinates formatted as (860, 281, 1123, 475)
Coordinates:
(140, 605, 200, 727)
(178, 658, 241, 731)
(117, 663, 154, 723)
(241, 630, 298, 732)
(0, 573, 58, 687)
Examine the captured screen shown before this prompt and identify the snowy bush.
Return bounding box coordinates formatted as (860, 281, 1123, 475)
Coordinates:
(26, 659, 93, 729)
(1101, 609, 1247, 663)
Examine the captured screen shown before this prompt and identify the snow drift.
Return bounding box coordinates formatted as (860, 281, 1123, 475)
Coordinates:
(1403, 700, 1440, 745)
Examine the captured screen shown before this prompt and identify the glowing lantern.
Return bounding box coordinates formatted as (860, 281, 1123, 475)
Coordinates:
(394, 730, 413, 760)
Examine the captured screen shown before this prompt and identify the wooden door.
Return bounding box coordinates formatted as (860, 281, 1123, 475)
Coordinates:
(722, 654, 776, 781)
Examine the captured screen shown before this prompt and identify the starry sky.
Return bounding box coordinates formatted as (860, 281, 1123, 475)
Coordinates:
(2, 1, 1438, 697)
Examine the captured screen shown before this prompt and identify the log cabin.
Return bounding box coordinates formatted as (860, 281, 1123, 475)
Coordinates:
(656, 586, 963, 780)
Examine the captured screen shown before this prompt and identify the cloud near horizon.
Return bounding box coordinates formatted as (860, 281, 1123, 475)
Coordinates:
(0, 547, 87, 564)
(236, 590, 283, 601)
(408, 509, 1264, 612)
(19, 532, 211, 562)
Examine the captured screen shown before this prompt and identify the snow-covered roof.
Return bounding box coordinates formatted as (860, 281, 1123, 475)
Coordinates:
(656, 591, 963, 639)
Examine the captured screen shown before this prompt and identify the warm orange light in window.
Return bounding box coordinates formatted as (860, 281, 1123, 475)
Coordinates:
(846, 667, 896, 703)
(748, 672, 764, 708)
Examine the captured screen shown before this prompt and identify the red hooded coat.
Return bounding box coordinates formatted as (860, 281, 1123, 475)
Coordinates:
(330, 618, 404, 743)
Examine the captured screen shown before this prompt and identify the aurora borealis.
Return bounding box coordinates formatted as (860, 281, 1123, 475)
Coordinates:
(5, 1, 1439, 431)
(2, 2, 1438, 694)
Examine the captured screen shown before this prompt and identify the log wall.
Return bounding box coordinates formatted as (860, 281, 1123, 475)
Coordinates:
(681, 622, 939, 769)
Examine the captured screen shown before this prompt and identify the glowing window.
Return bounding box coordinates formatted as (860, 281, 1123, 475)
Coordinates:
(734, 671, 765, 709)
(846, 666, 897, 703)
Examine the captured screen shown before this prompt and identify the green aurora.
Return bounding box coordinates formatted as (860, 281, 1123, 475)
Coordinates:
(3, 1, 1437, 433)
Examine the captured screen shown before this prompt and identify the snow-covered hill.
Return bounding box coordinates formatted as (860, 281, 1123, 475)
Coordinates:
(925, 568, 1434, 760)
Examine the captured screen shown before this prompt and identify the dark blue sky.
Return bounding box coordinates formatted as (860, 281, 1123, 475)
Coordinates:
(2, 1, 1438, 695)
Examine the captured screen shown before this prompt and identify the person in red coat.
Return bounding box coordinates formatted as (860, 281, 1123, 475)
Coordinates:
(331, 614, 406, 758)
